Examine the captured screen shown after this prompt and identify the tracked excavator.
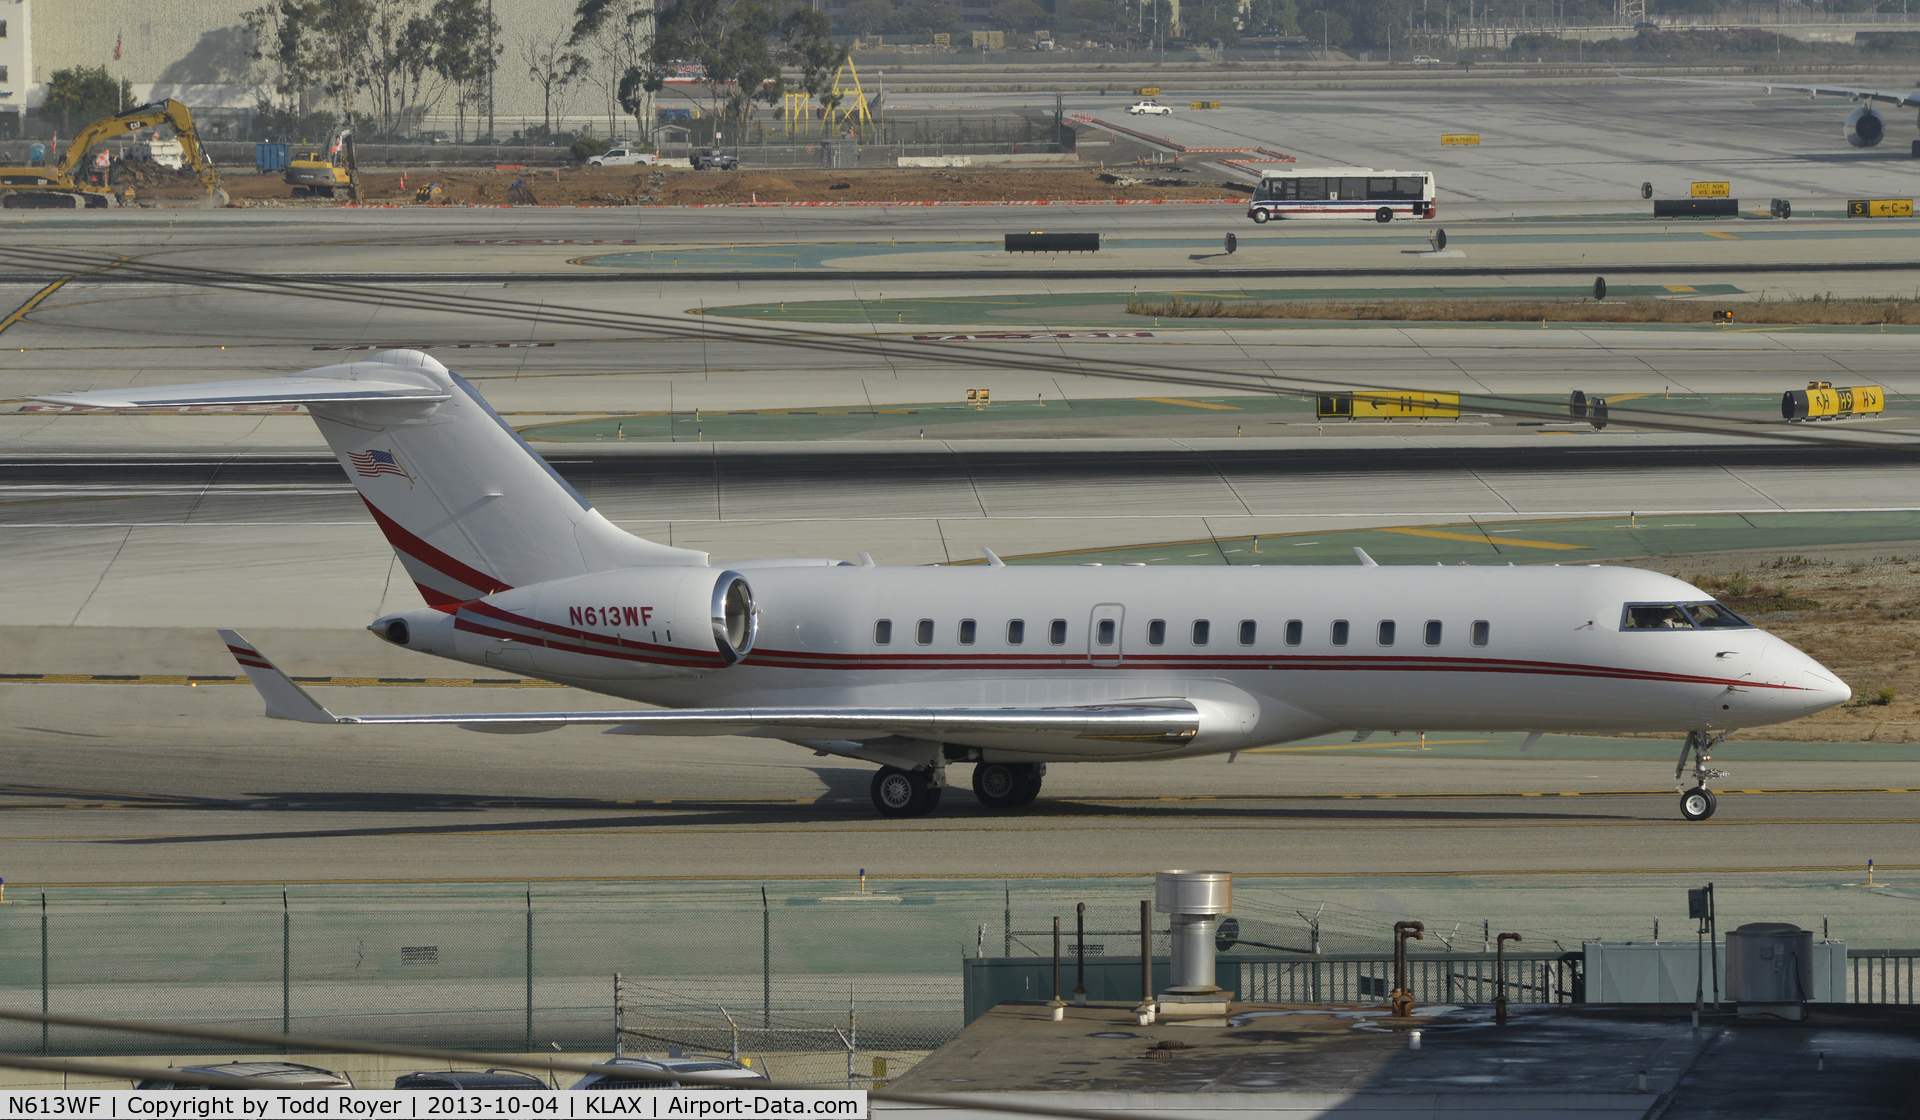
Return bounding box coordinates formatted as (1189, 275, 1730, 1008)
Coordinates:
(0, 100, 226, 208)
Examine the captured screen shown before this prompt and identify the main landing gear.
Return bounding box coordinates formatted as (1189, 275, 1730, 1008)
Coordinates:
(971, 762, 1044, 809)
(1675, 730, 1728, 821)
(866, 762, 1047, 817)
(870, 766, 943, 818)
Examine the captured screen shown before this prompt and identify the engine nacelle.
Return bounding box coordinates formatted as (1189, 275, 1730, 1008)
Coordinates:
(1846, 105, 1885, 148)
(393, 567, 757, 679)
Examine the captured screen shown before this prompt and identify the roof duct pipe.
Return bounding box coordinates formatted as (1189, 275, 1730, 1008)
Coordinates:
(1154, 870, 1233, 1021)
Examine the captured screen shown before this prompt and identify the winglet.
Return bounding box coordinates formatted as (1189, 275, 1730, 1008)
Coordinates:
(1354, 547, 1379, 567)
(217, 629, 338, 724)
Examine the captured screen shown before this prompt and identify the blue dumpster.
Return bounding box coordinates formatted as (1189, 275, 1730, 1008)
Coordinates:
(254, 142, 290, 173)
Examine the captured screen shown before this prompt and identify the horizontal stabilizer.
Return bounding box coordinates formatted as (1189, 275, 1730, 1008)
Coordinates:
(32, 376, 451, 410)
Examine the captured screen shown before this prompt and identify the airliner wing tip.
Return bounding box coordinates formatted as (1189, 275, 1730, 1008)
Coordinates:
(217, 629, 338, 724)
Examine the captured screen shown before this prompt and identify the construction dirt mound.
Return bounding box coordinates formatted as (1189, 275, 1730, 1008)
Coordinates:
(135, 164, 1238, 208)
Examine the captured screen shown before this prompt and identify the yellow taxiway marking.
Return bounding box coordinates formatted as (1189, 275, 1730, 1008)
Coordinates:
(1377, 526, 1586, 551)
(0, 278, 70, 335)
(1662, 285, 1697, 292)
(1600, 392, 1653, 404)
(1702, 232, 1740, 240)
(1138, 397, 1241, 410)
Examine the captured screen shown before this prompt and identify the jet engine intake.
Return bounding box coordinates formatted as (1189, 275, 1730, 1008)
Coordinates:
(451, 567, 757, 679)
(1846, 105, 1886, 148)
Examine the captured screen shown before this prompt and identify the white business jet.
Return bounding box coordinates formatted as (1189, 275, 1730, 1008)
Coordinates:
(37, 350, 1852, 821)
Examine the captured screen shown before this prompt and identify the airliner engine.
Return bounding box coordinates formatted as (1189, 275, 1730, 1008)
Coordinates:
(1845, 105, 1886, 148)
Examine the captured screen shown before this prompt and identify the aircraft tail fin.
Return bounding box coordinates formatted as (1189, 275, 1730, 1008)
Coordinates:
(37, 351, 708, 610)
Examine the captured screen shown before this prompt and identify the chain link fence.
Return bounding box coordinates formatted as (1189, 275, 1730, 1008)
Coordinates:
(2, 876, 1912, 1062)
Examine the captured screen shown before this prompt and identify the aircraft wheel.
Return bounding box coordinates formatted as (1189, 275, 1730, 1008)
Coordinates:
(1375, 206, 1393, 223)
(871, 766, 932, 818)
(972, 762, 1025, 808)
(1250, 210, 1270, 224)
(1679, 786, 1717, 821)
(1011, 767, 1044, 807)
(926, 785, 943, 811)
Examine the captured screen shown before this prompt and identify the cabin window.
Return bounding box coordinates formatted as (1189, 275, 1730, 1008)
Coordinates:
(1238, 620, 1256, 645)
(874, 620, 892, 645)
(1147, 619, 1166, 645)
(1285, 619, 1303, 646)
(1192, 620, 1211, 646)
(959, 619, 977, 645)
(1096, 619, 1116, 645)
(1471, 620, 1490, 646)
(1049, 618, 1068, 645)
(1007, 619, 1026, 645)
(1378, 620, 1396, 646)
(1424, 620, 1442, 646)
(916, 619, 934, 645)
(1331, 619, 1349, 646)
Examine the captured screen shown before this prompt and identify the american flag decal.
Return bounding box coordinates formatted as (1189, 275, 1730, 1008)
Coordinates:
(348, 449, 408, 478)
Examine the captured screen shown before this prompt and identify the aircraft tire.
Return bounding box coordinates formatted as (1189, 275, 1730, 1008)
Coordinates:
(1011, 767, 1044, 807)
(1679, 786, 1717, 821)
(972, 762, 1025, 808)
(871, 766, 932, 817)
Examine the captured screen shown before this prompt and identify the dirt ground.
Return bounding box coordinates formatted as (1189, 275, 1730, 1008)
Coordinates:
(132, 164, 1236, 208)
(1617, 544, 1920, 742)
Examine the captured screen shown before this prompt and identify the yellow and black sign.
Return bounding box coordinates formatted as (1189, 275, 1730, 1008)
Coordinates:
(1318, 391, 1461, 420)
(1847, 198, 1913, 218)
(1783, 381, 1885, 421)
(1691, 182, 1731, 198)
(967, 388, 992, 405)
(1441, 134, 1480, 146)
(1135, 86, 1161, 96)
(1190, 101, 1221, 110)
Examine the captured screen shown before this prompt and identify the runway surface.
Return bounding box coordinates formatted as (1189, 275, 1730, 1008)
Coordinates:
(3, 81, 1917, 913)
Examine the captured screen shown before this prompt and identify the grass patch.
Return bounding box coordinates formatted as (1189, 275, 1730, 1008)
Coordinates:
(1125, 294, 1920, 326)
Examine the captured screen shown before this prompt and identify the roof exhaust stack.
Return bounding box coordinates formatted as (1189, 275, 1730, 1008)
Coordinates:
(1155, 870, 1233, 1021)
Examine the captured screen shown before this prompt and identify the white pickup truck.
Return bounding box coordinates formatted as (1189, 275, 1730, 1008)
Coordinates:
(588, 147, 658, 167)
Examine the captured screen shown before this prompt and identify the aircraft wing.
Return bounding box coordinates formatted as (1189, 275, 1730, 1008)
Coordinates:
(218, 631, 1200, 743)
(30, 376, 452, 410)
(1610, 63, 1920, 109)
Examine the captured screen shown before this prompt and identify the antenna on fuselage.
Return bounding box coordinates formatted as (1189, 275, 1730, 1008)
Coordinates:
(1354, 547, 1379, 567)
(982, 547, 1006, 567)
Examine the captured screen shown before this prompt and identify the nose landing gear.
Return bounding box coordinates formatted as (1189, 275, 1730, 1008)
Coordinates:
(1675, 730, 1728, 820)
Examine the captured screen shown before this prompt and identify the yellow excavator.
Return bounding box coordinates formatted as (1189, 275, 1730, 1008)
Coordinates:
(285, 130, 356, 199)
(0, 99, 225, 208)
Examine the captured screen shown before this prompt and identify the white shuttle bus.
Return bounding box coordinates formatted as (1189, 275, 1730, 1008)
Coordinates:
(1247, 167, 1436, 223)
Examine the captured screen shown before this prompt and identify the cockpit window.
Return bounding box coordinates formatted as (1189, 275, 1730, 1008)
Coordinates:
(1621, 602, 1753, 631)
(1683, 602, 1752, 629)
(1623, 604, 1692, 630)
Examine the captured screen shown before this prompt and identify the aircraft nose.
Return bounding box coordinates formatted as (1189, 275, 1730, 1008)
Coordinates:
(1800, 665, 1852, 713)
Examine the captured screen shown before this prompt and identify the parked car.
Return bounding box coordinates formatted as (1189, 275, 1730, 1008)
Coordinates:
(589, 147, 658, 167)
(1128, 100, 1173, 116)
(135, 1061, 353, 1090)
(567, 1055, 766, 1090)
(690, 148, 739, 170)
(1411, 54, 1441, 64)
(396, 1069, 550, 1090)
